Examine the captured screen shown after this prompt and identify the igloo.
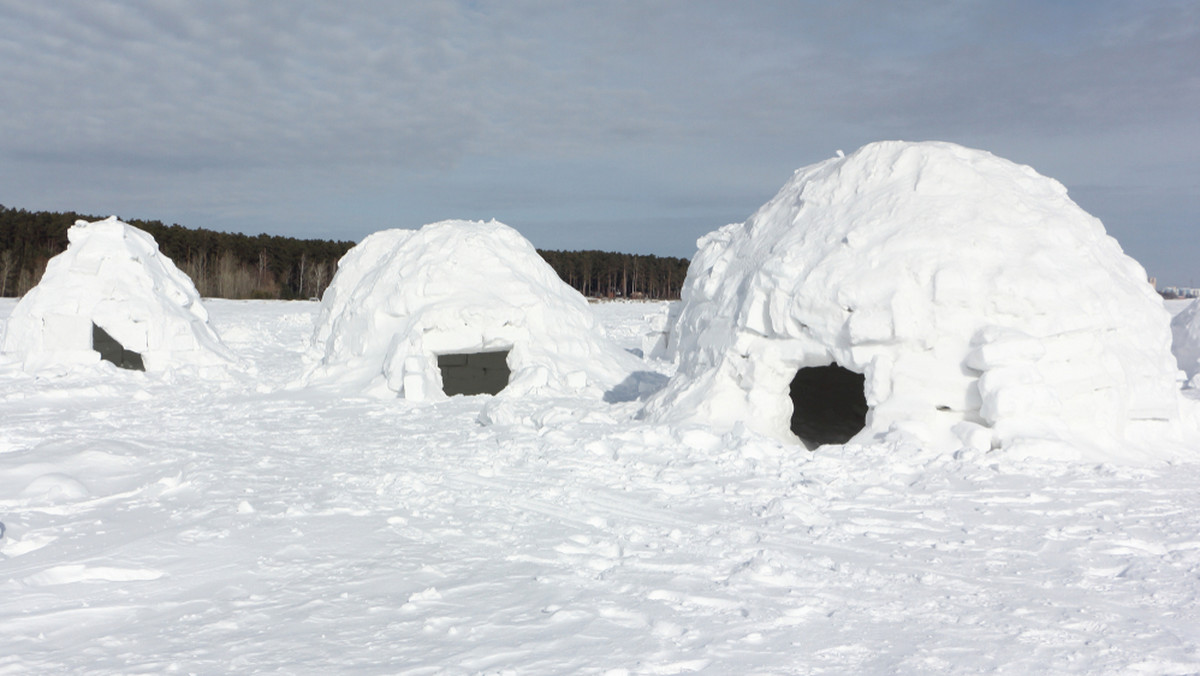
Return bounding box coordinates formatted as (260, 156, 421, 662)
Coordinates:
(1171, 299, 1200, 387)
(644, 141, 1184, 461)
(1, 217, 235, 373)
(303, 219, 642, 400)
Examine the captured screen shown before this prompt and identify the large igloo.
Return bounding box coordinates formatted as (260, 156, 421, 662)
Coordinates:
(1, 217, 235, 374)
(644, 141, 1185, 461)
(303, 219, 642, 400)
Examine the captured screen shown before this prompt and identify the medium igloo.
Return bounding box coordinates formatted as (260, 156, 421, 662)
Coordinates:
(644, 141, 1184, 461)
(1, 217, 235, 374)
(304, 219, 642, 400)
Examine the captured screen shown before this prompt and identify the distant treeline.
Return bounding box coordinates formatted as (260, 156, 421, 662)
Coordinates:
(539, 249, 689, 301)
(0, 206, 354, 300)
(0, 205, 689, 300)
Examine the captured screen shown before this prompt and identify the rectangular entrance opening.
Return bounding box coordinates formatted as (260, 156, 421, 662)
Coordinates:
(437, 350, 511, 396)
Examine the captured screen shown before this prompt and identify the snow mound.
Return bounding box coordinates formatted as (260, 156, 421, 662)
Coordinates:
(1, 217, 235, 374)
(644, 141, 1186, 462)
(1171, 299, 1200, 387)
(304, 219, 642, 399)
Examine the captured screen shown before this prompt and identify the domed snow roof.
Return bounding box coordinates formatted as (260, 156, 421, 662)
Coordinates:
(304, 219, 641, 399)
(1, 217, 235, 373)
(644, 141, 1184, 461)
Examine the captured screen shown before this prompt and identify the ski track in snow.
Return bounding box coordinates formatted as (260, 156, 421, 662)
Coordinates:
(2, 298, 1200, 674)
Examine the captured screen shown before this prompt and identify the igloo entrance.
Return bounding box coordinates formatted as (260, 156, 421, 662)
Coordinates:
(789, 364, 867, 448)
(92, 322, 145, 371)
(437, 350, 512, 396)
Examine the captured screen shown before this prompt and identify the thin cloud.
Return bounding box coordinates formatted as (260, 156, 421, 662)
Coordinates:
(0, 0, 1195, 279)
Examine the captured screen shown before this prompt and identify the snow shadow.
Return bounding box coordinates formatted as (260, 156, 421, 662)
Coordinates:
(604, 371, 670, 403)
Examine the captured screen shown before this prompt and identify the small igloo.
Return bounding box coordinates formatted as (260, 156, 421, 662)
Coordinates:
(1, 217, 235, 373)
(304, 219, 641, 399)
(644, 141, 1184, 461)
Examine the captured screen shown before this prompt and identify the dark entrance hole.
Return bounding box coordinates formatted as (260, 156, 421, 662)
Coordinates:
(92, 322, 145, 371)
(789, 364, 867, 448)
(437, 350, 511, 396)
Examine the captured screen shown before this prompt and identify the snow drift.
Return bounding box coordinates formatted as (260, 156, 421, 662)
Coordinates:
(0, 217, 234, 374)
(645, 141, 1185, 461)
(304, 219, 642, 399)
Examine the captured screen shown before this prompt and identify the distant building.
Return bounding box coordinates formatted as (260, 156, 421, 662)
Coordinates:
(1159, 286, 1200, 299)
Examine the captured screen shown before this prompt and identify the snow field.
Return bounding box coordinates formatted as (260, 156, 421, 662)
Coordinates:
(3, 298, 1200, 674)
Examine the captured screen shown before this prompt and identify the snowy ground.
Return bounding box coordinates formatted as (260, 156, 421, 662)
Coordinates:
(3, 298, 1200, 675)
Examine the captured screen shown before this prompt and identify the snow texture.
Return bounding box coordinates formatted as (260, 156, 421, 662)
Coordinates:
(4, 297, 1200, 675)
(0, 217, 234, 375)
(304, 219, 643, 400)
(645, 141, 1186, 462)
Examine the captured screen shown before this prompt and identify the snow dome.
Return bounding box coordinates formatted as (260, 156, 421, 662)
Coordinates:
(1, 217, 235, 373)
(644, 141, 1183, 461)
(304, 219, 642, 400)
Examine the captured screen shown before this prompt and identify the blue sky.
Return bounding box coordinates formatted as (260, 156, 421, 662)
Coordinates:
(2, 1, 1197, 283)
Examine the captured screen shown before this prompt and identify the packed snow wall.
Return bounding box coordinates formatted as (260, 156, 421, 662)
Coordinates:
(304, 219, 642, 399)
(644, 141, 1184, 461)
(1, 217, 235, 374)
